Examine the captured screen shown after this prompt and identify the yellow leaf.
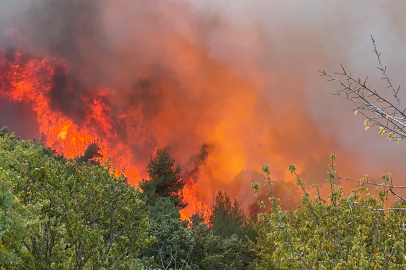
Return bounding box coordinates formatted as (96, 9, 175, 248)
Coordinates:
(365, 126, 370, 130)
(354, 110, 358, 115)
(379, 127, 387, 135)
(388, 132, 395, 139)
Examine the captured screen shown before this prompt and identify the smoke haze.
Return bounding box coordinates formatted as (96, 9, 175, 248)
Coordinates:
(1, 0, 406, 210)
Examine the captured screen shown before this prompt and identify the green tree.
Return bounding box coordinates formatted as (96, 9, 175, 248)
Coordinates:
(0, 130, 153, 269)
(211, 191, 256, 241)
(0, 126, 10, 137)
(209, 192, 257, 268)
(189, 217, 247, 270)
(141, 197, 195, 269)
(140, 149, 186, 209)
(0, 166, 31, 268)
(141, 192, 256, 270)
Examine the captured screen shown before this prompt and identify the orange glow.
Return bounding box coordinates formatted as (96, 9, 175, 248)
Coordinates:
(0, 8, 345, 219)
(0, 46, 212, 218)
(0, 48, 140, 183)
(1, 0, 398, 223)
(180, 179, 211, 222)
(0, 42, 318, 219)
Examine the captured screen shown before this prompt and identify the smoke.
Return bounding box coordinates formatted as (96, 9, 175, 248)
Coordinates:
(184, 1, 406, 179)
(184, 143, 214, 182)
(298, 156, 340, 186)
(1, 0, 406, 211)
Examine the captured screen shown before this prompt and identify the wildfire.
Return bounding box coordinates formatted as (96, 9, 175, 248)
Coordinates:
(0, 48, 138, 179)
(180, 180, 211, 222)
(0, 0, 339, 220)
(0, 46, 209, 218)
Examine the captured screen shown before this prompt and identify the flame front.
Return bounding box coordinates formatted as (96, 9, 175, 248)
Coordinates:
(0, 47, 212, 218)
(0, 49, 139, 181)
(0, 0, 345, 218)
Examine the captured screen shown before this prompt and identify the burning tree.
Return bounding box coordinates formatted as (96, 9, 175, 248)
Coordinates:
(76, 140, 104, 164)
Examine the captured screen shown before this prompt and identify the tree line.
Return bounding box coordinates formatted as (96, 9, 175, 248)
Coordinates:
(0, 127, 255, 269)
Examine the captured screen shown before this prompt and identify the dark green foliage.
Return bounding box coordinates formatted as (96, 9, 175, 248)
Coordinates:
(141, 191, 257, 269)
(189, 218, 247, 270)
(0, 126, 10, 137)
(76, 141, 103, 164)
(209, 192, 257, 269)
(211, 191, 255, 240)
(140, 149, 186, 209)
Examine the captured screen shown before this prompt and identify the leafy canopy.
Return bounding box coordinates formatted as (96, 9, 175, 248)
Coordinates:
(0, 129, 153, 269)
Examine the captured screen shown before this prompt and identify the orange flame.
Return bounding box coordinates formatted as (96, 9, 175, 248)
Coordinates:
(0, 6, 342, 219)
(0, 48, 140, 182)
(180, 179, 211, 222)
(0, 47, 210, 218)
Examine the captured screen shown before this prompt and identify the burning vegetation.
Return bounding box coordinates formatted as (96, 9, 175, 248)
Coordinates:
(3, 0, 406, 269)
(0, 0, 342, 218)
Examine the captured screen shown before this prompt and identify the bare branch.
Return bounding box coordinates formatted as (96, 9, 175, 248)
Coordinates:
(351, 202, 406, 212)
(371, 35, 403, 111)
(320, 37, 406, 142)
(337, 176, 406, 189)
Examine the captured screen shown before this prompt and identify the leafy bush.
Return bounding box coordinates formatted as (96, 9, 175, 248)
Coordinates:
(253, 156, 406, 269)
(0, 131, 152, 269)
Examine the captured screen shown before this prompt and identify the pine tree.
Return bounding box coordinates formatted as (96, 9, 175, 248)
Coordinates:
(211, 191, 253, 239)
(140, 149, 187, 209)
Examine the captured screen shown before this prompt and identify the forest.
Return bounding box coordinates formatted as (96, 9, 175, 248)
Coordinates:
(2, 42, 406, 269)
(1, 98, 406, 269)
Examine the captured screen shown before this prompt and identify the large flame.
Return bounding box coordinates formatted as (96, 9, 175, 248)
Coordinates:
(0, 0, 365, 218)
(0, 28, 335, 218)
(0, 48, 140, 180)
(0, 44, 212, 217)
